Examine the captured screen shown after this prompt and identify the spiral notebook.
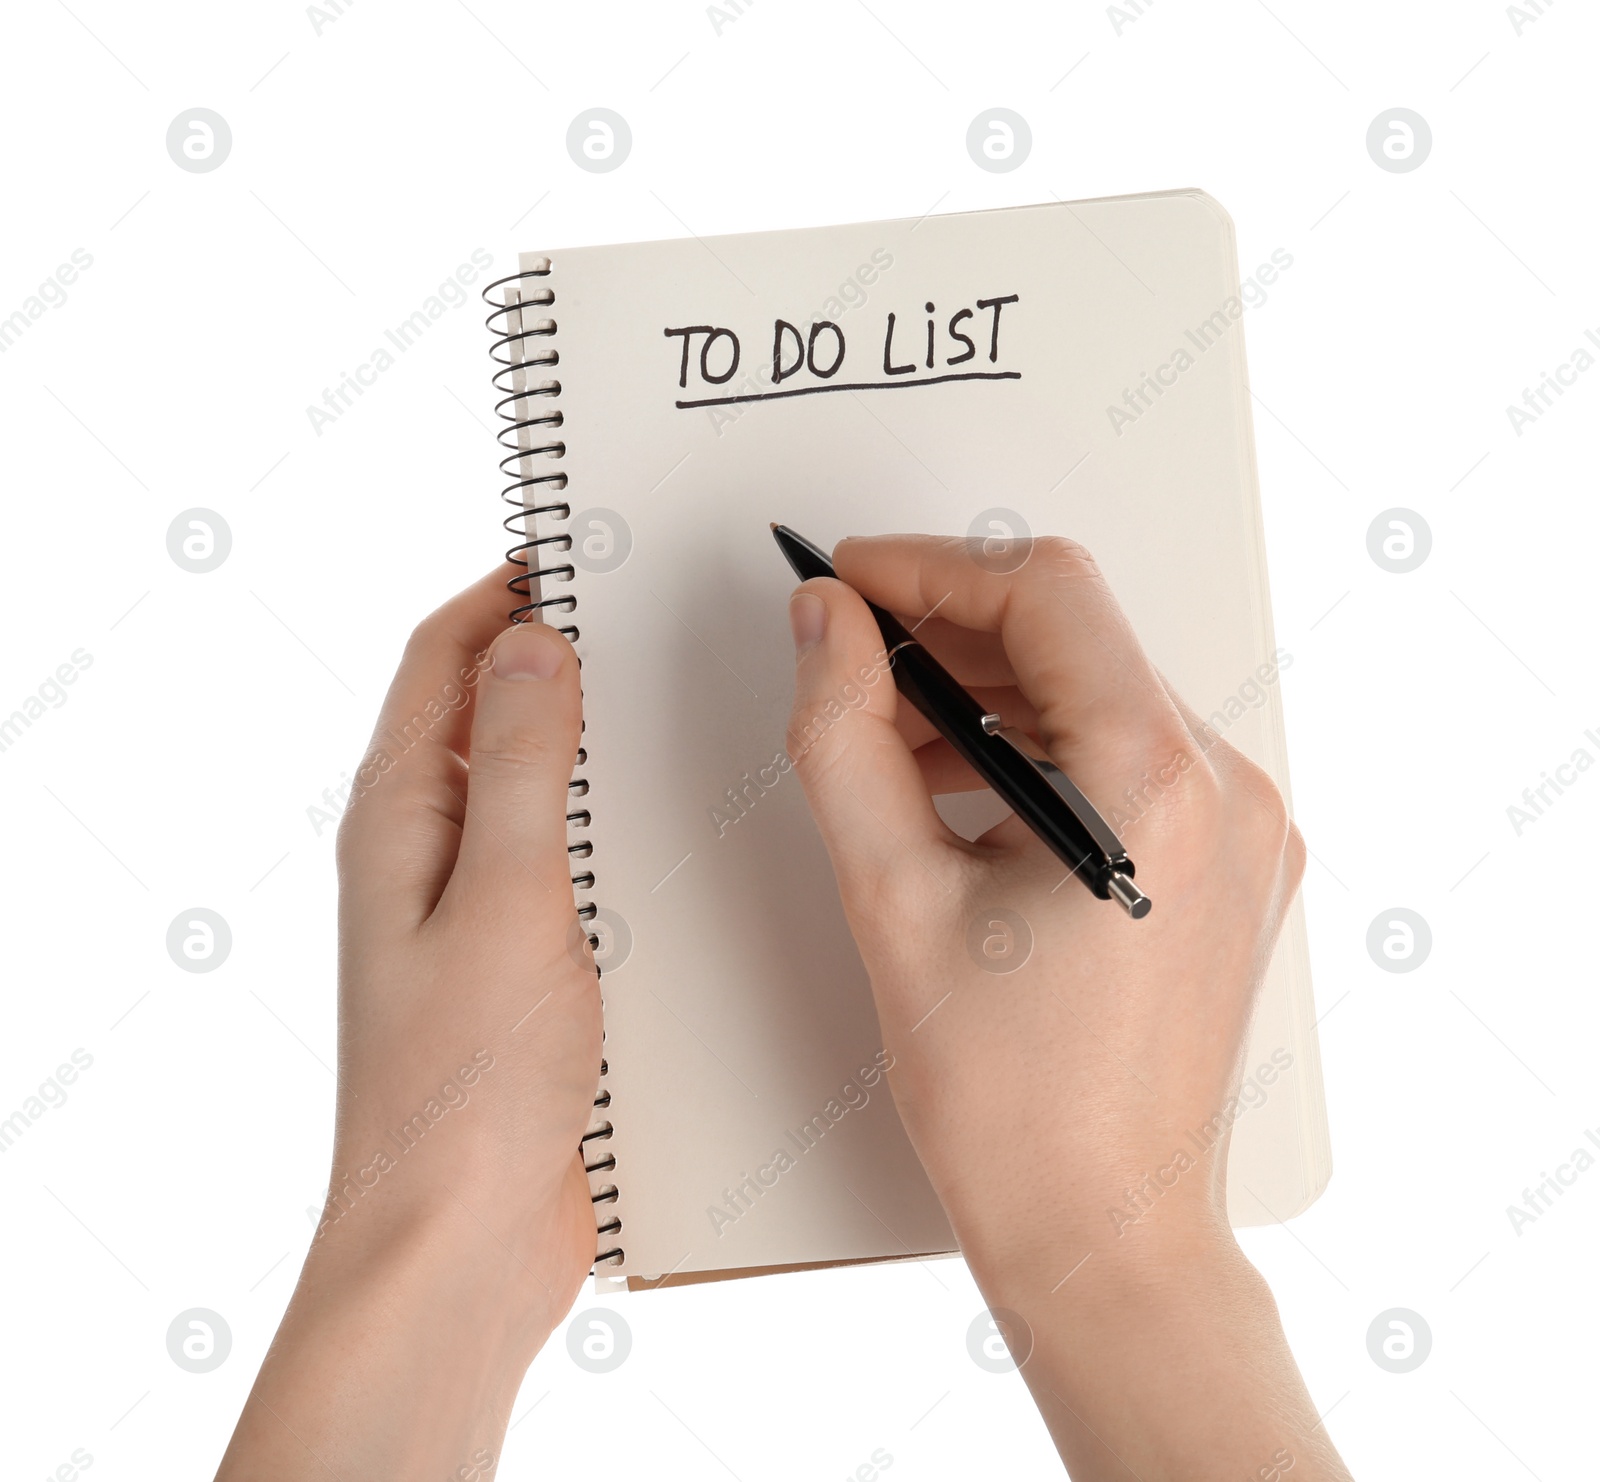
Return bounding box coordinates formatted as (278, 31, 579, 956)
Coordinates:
(483, 192, 1331, 1291)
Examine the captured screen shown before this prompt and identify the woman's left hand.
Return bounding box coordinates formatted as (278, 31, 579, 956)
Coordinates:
(218, 567, 600, 1481)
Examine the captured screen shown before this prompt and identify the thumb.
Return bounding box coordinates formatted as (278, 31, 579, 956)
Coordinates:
(446, 621, 584, 920)
(786, 578, 955, 913)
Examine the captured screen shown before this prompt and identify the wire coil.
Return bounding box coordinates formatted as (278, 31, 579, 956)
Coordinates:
(484, 262, 621, 1270)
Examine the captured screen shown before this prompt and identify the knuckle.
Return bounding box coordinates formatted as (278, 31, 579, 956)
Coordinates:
(785, 718, 845, 792)
(401, 616, 439, 666)
(333, 806, 361, 875)
(785, 695, 853, 781)
(472, 726, 559, 777)
(1283, 819, 1307, 888)
(1064, 712, 1202, 803)
(1151, 746, 1226, 840)
(1145, 711, 1205, 769)
(1028, 535, 1101, 583)
(332, 750, 390, 861)
(1231, 758, 1293, 844)
(1171, 746, 1224, 813)
(1162, 746, 1306, 893)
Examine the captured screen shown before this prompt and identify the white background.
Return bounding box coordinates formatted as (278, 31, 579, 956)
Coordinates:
(1, 1, 1595, 1477)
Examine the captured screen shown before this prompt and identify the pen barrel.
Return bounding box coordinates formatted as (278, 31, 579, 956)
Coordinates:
(866, 600, 918, 652)
(888, 646, 1117, 898)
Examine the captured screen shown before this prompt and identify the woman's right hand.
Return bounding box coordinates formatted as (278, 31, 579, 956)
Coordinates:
(785, 534, 1348, 1482)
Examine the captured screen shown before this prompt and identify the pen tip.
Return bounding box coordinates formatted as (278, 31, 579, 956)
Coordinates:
(769, 522, 779, 532)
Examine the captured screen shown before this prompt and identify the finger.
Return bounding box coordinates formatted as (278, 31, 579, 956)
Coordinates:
(369, 565, 521, 766)
(912, 738, 998, 795)
(834, 534, 1190, 791)
(785, 578, 958, 915)
(895, 614, 1016, 687)
(338, 565, 522, 923)
(440, 621, 584, 926)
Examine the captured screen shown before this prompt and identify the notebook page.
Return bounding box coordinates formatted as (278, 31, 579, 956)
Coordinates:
(525, 193, 1327, 1281)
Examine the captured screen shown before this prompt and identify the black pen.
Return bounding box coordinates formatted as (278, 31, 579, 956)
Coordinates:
(772, 524, 1151, 919)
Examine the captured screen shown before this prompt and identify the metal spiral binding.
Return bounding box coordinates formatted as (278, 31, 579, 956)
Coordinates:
(484, 261, 622, 1271)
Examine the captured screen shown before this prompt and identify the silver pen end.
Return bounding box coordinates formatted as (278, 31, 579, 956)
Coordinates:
(1107, 871, 1152, 919)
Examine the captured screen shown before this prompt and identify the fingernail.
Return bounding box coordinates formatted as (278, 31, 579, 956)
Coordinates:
(491, 624, 563, 681)
(789, 592, 826, 658)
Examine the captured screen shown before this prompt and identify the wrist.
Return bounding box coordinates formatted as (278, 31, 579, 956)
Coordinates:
(964, 1204, 1245, 1340)
(971, 1233, 1318, 1481)
(306, 1174, 569, 1360)
(220, 1179, 568, 1481)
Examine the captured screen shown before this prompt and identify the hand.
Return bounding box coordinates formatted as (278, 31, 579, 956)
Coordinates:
(219, 569, 599, 1481)
(785, 535, 1348, 1481)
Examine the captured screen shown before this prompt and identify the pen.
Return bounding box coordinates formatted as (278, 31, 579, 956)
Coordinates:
(771, 524, 1151, 919)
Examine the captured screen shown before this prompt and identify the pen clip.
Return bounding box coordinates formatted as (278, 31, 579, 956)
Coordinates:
(980, 715, 1132, 869)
